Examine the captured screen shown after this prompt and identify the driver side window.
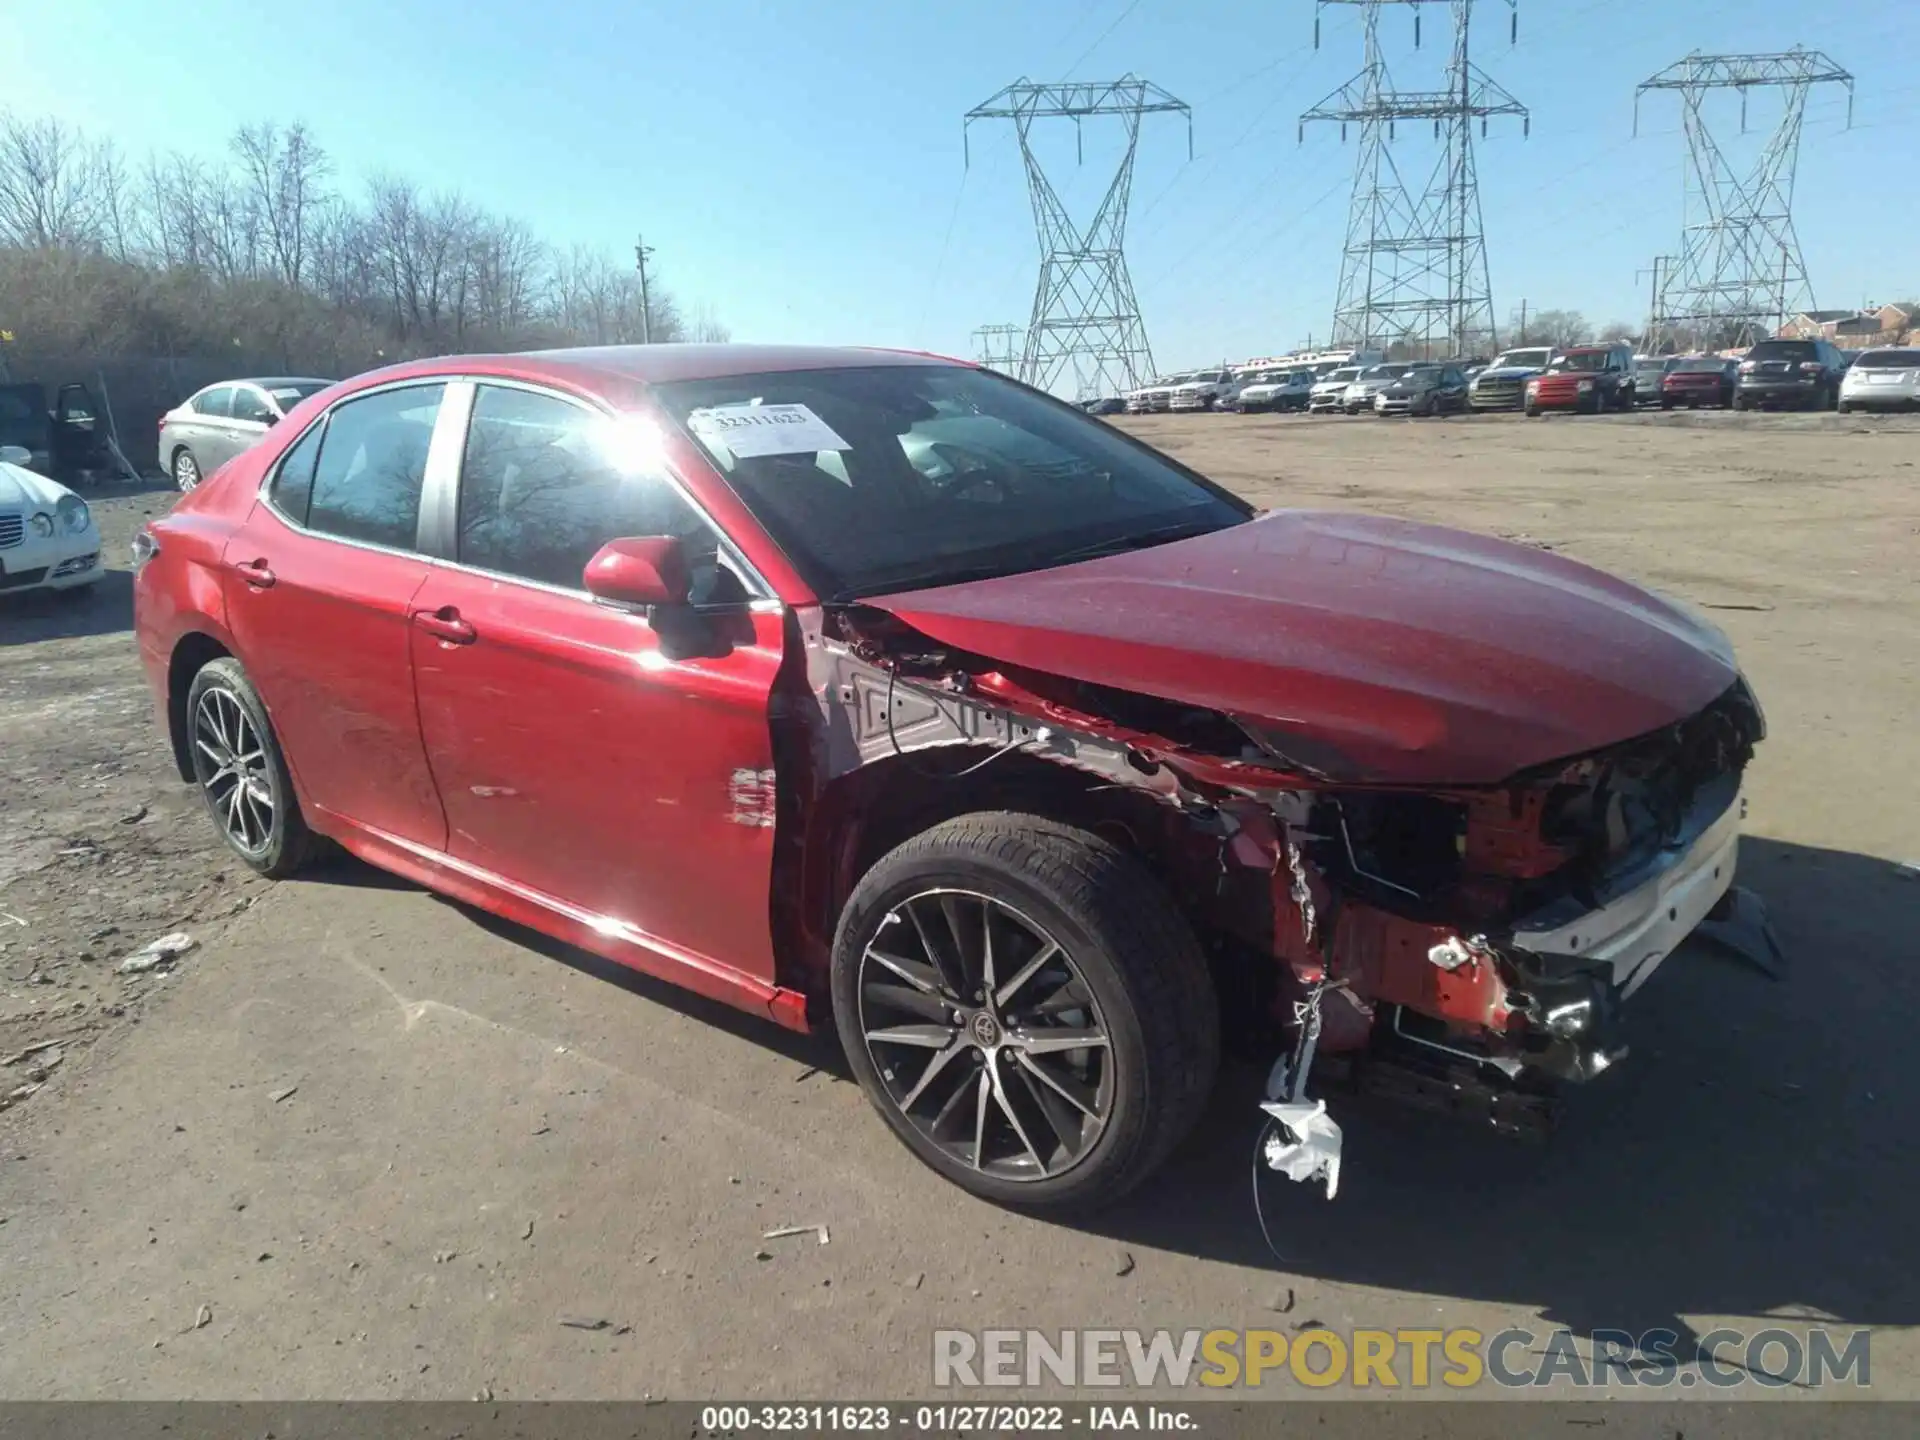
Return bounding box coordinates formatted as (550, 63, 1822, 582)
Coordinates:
(456, 384, 748, 604)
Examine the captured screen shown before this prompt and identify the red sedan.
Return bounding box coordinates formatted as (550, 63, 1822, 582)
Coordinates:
(132, 345, 1765, 1209)
(1660, 356, 1738, 409)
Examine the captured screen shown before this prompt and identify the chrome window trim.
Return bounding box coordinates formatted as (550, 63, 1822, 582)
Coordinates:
(256, 377, 451, 562)
(253, 372, 777, 607)
(425, 373, 774, 607)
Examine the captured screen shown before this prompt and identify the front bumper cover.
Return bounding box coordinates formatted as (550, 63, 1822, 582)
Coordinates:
(1509, 775, 1743, 1000)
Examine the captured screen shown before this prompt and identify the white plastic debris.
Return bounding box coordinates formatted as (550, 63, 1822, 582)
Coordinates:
(1258, 1099, 1344, 1200)
(762, 1224, 830, 1246)
(118, 932, 196, 974)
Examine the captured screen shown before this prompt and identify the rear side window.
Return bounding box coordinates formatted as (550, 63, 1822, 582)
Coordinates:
(268, 421, 325, 525)
(306, 385, 445, 550)
(457, 385, 736, 599)
(194, 386, 234, 418)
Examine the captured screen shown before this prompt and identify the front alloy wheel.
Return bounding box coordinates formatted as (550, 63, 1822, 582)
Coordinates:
(832, 814, 1219, 1211)
(857, 889, 1113, 1183)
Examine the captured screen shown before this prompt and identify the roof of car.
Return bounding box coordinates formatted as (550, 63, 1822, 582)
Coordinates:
(236, 376, 333, 388)
(410, 344, 969, 388)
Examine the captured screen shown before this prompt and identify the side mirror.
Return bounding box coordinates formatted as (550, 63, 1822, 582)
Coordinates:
(0, 444, 31, 467)
(583, 536, 691, 608)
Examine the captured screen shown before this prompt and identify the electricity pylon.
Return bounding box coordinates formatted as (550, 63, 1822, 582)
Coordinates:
(966, 77, 1191, 399)
(1301, 1, 1525, 357)
(1636, 49, 1853, 350)
(971, 324, 1023, 374)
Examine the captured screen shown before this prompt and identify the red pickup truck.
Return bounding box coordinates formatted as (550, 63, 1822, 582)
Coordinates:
(1524, 343, 1637, 415)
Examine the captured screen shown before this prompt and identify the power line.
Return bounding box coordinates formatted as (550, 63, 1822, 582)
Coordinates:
(1064, 0, 1146, 80)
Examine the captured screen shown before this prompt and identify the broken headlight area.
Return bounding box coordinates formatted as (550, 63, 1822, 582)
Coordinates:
(1257, 685, 1767, 1202)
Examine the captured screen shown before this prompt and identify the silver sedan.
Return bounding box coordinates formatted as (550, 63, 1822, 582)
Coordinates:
(1839, 348, 1920, 413)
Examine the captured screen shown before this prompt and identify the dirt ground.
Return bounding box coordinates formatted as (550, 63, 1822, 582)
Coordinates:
(1, 408, 1917, 1401)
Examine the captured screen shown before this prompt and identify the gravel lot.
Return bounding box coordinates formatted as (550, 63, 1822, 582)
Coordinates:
(2, 409, 1917, 1401)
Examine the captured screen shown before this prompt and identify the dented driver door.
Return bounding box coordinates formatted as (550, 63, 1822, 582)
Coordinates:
(408, 381, 785, 990)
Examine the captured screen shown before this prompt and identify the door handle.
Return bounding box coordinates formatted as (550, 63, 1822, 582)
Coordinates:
(233, 557, 276, 588)
(412, 606, 476, 644)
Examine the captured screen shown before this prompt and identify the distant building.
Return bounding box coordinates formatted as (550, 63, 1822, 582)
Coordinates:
(1779, 304, 1913, 341)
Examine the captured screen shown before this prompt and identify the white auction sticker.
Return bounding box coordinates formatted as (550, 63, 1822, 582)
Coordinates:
(688, 403, 850, 458)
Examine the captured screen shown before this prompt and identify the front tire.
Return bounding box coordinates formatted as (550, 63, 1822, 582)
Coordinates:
(831, 814, 1219, 1213)
(173, 449, 202, 492)
(185, 657, 313, 878)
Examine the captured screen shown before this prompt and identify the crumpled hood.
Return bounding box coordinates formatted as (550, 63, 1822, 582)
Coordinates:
(0, 461, 71, 510)
(865, 510, 1740, 785)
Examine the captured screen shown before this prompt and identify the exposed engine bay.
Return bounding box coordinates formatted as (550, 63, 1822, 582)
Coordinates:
(786, 602, 1772, 1197)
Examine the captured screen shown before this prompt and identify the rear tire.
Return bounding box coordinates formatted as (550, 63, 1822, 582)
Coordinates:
(1733, 394, 1750, 412)
(1838, 401, 1852, 415)
(172, 449, 202, 492)
(185, 657, 313, 879)
(831, 813, 1220, 1213)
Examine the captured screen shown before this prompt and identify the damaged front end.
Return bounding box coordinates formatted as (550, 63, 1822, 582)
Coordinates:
(799, 603, 1770, 1200)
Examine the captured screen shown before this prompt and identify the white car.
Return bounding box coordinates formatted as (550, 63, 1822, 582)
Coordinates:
(1340, 363, 1414, 414)
(1167, 367, 1237, 412)
(1125, 376, 1180, 414)
(0, 445, 102, 596)
(1234, 367, 1316, 413)
(1838, 347, 1920, 414)
(1307, 366, 1363, 413)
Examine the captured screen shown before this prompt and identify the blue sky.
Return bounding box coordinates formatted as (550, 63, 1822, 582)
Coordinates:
(14, 1, 1919, 371)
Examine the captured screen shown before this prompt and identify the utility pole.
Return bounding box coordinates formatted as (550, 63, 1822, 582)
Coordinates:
(634, 236, 655, 344)
(1301, 1, 1526, 357)
(1636, 49, 1852, 348)
(1517, 299, 1527, 344)
(966, 76, 1191, 399)
(1636, 255, 1673, 352)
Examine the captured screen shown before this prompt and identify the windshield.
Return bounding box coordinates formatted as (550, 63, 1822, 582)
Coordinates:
(1857, 350, 1920, 368)
(1548, 351, 1609, 373)
(1491, 349, 1552, 370)
(267, 381, 329, 410)
(654, 365, 1249, 601)
(1359, 364, 1410, 380)
(1675, 357, 1729, 374)
(1745, 341, 1817, 362)
(1321, 368, 1359, 384)
(1634, 360, 1666, 376)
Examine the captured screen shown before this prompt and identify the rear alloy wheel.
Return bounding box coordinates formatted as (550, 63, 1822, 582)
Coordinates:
(832, 814, 1218, 1212)
(185, 657, 312, 878)
(173, 450, 202, 492)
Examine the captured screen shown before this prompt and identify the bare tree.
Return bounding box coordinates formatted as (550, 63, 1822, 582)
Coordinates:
(0, 113, 105, 248)
(232, 122, 330, 287)
(1598, 320, 1638, 345)
(688, 300, 730, 344)
(1523, 309, 1592, 347)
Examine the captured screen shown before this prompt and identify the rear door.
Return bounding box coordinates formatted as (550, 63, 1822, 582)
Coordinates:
(225, 385, 279, 463)
(222, 382, 451, 848)
(183, 386, 234, 471)
(407, 380, 785, 984)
